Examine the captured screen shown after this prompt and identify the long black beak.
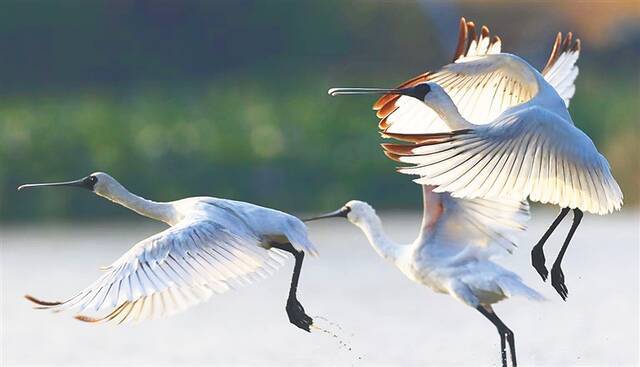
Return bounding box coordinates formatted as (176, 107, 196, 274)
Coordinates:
(18, 177, 93, 191)
(328, 87, 413, 96)
(303, 207, 351, 222)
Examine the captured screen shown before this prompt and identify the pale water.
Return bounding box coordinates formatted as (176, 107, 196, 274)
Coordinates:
(1, 210, 638, 366)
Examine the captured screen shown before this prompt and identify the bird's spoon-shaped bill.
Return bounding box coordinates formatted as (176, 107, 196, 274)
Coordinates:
(304, 207, 350, 222)
(328, 87, 410, 96)
(17, 177, 92, 191)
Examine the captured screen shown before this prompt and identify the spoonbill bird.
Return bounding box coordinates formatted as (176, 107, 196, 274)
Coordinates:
(307, 190, 542, 367)
(19, 172, 317, 331)
(328, 18, 622, 300)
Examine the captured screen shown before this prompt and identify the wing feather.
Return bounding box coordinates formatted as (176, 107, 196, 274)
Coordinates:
(373, 20, 581, 142)
(385, 107, 622, 214)
(374, 18, 515, 137)
(25, 219, 295, 324)
(542, 33, 580, 107)
(430, 193, 530, 256)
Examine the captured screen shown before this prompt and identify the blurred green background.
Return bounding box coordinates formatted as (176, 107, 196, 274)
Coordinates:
(1, 0, 638, 221)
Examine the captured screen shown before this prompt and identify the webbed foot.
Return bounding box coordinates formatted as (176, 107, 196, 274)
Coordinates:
(550, 264, 568, 300)
(286, 298, 313, 332)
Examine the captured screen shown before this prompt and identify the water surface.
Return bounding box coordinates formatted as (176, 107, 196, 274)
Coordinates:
(2, 210, 638, 366)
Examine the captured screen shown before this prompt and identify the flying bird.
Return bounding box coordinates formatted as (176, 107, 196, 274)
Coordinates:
(307, 189, 542, 367)
(328, 18, 622, 300)
(19, 172, 318, 331)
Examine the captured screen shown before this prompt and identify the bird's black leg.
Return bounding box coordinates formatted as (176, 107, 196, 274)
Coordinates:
(477, 305, 517, 367)
(531, 207, 570, 281)
(271, 242, 313, 332)
(550, 209, 583, 300)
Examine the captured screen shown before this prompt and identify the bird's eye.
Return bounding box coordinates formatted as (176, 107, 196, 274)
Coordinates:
(89, 176, 97, 183)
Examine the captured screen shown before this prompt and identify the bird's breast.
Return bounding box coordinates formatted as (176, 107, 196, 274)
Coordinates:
(395, 255, 448, 294)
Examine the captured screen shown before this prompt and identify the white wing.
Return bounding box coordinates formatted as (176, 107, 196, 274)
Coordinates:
(542, 32, 580, 107)
(375, 18, 538, 137)
(383, 106, 623, 215)
(26, 219, 289, 324)
(431, 193, 530, 257)
(374, 19, 581, 138)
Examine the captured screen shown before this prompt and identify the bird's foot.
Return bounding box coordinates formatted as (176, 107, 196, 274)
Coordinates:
(531, 246, 548, 281)
(550, 264, 568, 301)
(286, 297, 313, 332)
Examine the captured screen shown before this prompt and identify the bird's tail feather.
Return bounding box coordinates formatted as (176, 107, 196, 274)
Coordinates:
(497, 277, 545, 301)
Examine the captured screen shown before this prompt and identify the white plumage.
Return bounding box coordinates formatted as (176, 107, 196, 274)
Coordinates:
(307, 187, 541, 367)
(368, 20, 621, 214)
(374, 19, 581, 135)
(20, 172, 317, 330)
(329, 17, 622, 301)
(387, 104, 621, 215)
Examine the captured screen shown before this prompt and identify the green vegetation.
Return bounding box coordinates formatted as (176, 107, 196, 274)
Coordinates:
(2, 71, 637, 221)
(0, 1, 637, 221)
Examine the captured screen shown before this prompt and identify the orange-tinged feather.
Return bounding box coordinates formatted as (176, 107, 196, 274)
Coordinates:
(382, 150, 402, 162)
(378, 116, 391, 130)
(376, 102, 399, 119)
(481, 25, 490, 39)
(453, 17, 468, 62)
(372, 72, 429, 110)
(24, 294, 63, 307)
(74, 314, 102, 323)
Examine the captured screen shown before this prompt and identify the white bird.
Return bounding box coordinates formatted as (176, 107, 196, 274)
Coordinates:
(328, 18, 622, 300)
(18, 172, 318, 331)
(306, 188, 543, 367)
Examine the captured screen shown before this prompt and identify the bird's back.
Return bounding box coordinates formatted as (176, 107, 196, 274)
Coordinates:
(405, 236, 543, 307)
(390, 189, 541, 305)
(175, 197, 318, 255)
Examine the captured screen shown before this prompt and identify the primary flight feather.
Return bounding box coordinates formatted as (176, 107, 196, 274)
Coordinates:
(20, 172, 317, 331)
(329, 17, 622, 300)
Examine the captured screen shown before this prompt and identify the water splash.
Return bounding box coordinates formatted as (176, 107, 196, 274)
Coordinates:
(310, 315, 364, 365)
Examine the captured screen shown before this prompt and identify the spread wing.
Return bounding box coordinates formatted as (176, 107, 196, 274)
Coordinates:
(374, 18, 581, 138)
(374, 18, 538, 137)
(542, 32, 580, 107)
(383, 106, 623, 215)
(25, 219, 289, 324)
(432, 194, 530, 257)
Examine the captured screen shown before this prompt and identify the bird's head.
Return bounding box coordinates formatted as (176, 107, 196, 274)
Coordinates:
(304, 200, 376, 225)
(18, 171, 120, 199)
(327, 82, 435, 103)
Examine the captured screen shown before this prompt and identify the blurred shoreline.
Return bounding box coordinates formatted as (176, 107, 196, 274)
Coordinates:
(2, 1, 639, 221)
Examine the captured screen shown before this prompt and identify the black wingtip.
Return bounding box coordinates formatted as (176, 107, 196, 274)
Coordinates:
(74, 314, 102, 323)
(24, 294, 63, 307)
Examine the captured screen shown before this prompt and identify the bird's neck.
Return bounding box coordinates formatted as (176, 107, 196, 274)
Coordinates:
(98, 183, 176, 225)
(417, 185, 444, 241)
(354, 213, 401, 262)
(425, 92, 473, 130)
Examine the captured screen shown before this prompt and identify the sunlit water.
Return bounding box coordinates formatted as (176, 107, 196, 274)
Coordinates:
(1, 210, 638, 366)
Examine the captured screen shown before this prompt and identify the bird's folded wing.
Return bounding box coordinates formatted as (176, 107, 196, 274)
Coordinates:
(25, 219, 287, 324)
(542, 32, 580, 107)
(374, 18, 539, 137)
(433, 194, 530, 256)
(383, 106, 623, 215)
